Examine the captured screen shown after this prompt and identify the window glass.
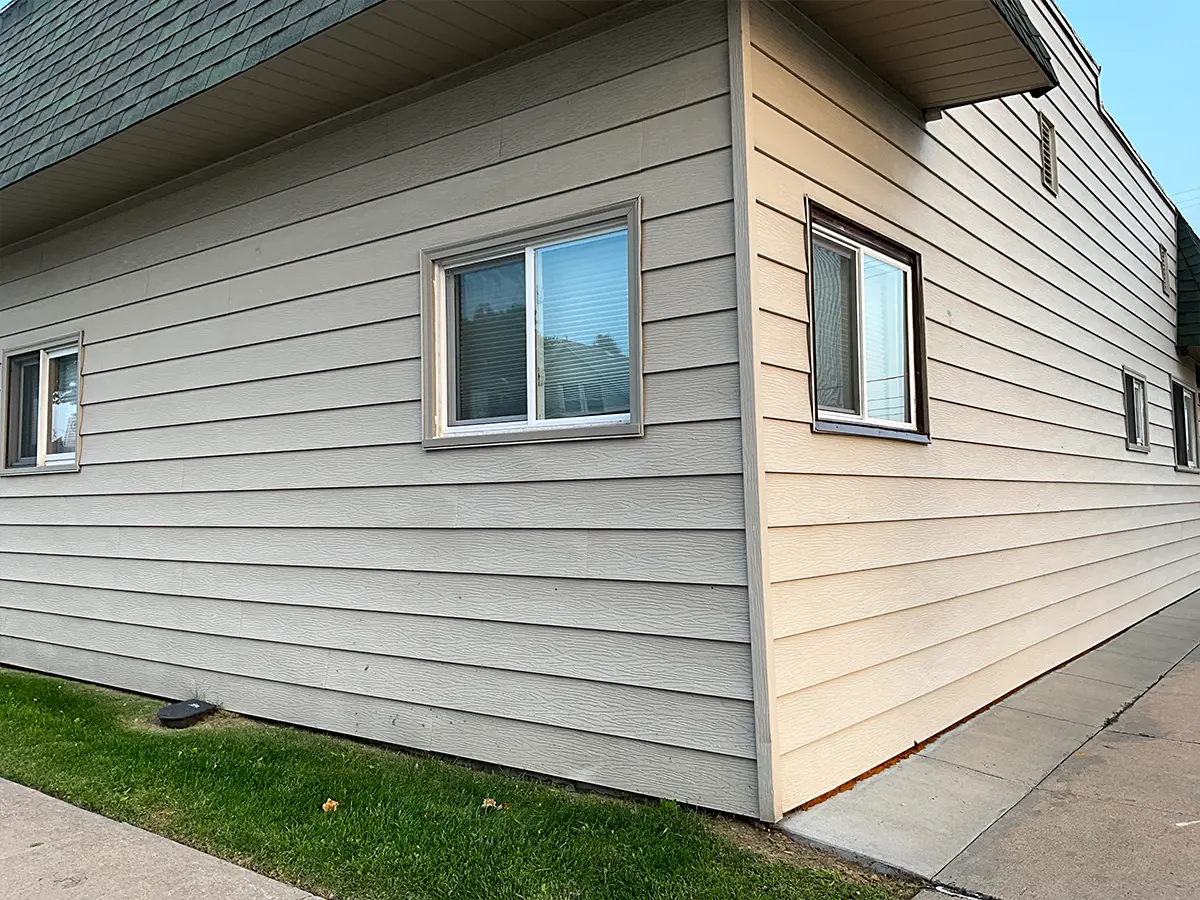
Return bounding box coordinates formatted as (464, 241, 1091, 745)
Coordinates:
(48, 351, 79, 457)
(453, 256, 526, 424)
(535, 230, 630, 420)
(862, 254, 908, 423)
(1124, 372, 1147, 449)
(13, 353, 39, 464)
(1174, 383, 1198, 468)
(1186, 392, 1198, 468)
(812, 239, 858, 414)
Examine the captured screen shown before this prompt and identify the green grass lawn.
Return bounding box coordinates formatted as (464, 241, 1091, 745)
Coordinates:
(0, 667, 914, 900)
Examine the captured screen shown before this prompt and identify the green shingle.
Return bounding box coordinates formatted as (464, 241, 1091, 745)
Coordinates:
(0, 0, 386, 188)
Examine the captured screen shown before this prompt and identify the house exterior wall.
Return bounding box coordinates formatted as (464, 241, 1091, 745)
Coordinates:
(0, 3, 761, 816)
(743, 0, 1196, 814)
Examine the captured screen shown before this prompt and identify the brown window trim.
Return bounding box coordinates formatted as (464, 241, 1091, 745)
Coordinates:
(1171, 379, 1200, 472)
(805, 200, 931, 441)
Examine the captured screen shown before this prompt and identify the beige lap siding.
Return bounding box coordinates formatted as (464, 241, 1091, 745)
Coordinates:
(0, 3, 759, 815)
(746, 1, 1195, 813)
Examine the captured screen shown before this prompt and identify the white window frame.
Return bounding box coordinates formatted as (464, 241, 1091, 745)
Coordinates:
(811, 222, 918, 433)
(421, 200, 642, 449)
(1, 333, 83, 475)
(1173, 380, 1199, 471)
(1123, 368, 1150, 453)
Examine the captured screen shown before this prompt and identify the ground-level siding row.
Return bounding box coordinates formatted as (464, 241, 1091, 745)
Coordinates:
(0, 2, 761, 817)
(745, 0, 1198, 814)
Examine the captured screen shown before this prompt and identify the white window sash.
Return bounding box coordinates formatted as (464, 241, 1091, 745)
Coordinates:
(33, 344, 80, 467)
(812, 224, 917, 431)
(436, 223, 631, 438)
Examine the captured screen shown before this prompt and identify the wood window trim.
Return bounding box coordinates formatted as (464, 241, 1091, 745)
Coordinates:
(805, 200, 931, 443)
(420, 199, 643, 450)
(1122, 367, 1151, 453)
(1172, 379, 1200, 472)
(0, 332, 83, 476)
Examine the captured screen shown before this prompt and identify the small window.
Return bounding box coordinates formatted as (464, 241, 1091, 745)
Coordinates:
(1038, 111, 1058, 195)
(422, 201, 642, 447)
(1173, 381, 1199, 470)
(3, 336, 82, 472)
(1160, 243, 1170, 296)
(1123, 369, 1149, 452)
(807, 204, 928, 440)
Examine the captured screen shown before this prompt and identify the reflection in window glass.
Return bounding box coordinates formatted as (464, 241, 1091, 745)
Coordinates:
(48, 351, 79, 457)
(535, 230, 630, 420)
(862, 254, 908, 423)
(812, 239, 858, 414)
(453, 257, 526, 424)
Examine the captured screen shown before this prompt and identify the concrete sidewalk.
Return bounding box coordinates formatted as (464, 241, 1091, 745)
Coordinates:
(0, 779, 317, 900)
(783, 590, 1200, 900)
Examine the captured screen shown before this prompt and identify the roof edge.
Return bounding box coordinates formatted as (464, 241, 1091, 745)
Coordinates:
(990, 0, 1060, 97)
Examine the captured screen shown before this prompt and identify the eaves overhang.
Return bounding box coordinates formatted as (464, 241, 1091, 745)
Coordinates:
(1176, 213, 1200, 357)
(788, 0, 1059, 113)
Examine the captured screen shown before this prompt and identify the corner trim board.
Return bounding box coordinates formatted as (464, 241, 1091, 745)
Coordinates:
(727, 0, 780, 822)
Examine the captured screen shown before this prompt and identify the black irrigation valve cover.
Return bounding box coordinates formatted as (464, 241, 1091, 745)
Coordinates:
(157, 699, 217, 729)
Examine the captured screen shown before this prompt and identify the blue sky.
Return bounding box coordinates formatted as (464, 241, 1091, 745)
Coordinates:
(1056, 0, 1199, 221)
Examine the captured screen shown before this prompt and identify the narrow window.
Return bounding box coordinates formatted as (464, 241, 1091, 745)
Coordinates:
(808, 204, 928, 440)
(1160, 243, 1170, 296)
(423, 201, 641, 447)
(3, 337, 82, 472)
(1038, 111, 1058, 195)
(1173, 381, 1199, 470)
(1123, 369, 1149, 452)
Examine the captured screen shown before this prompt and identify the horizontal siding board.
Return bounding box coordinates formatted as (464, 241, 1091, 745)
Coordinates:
(0, 638, 758, 816)
(772, 520, 1200, 638)
(760, 418, 1179, 483)
(0, 476, 746, 530)
(774, 541, 1200, 697)
(775, 559, 1200, 753)
(0, 553, 750, 643)
(767, 502, 1200, 583)
(765, 473, 1200, 528)
(0, 610, 754, 757)
(1, 420, 745, 498)
(0, 586, 752, 702)
(84, 362, 422, 433)
(0, 525, 748, 585)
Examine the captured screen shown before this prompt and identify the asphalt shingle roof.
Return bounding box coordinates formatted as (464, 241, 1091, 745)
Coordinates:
(1177, 213, 1200, 350)
(0, 0, 384, 189)
(991, 0, 1059, 96)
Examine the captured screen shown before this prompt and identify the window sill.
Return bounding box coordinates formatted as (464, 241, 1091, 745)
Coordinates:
(812, 419, 930, 444)
(424, 420, 642, 450)
(1125, 443, 1151, 454)
(1176, 464, 1200, 474)
(1, 462, 80, 476)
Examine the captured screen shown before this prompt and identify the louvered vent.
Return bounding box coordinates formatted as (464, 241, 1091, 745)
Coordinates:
(1037, 111, 1058, 195)
(1160, 243, 1171, 295)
